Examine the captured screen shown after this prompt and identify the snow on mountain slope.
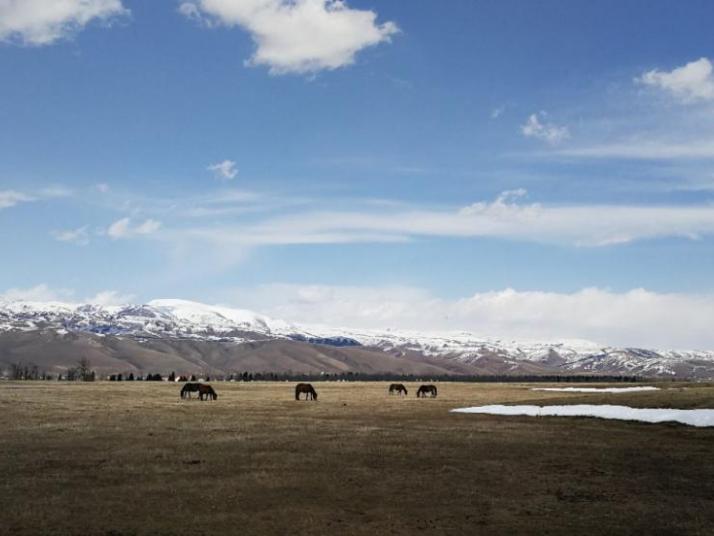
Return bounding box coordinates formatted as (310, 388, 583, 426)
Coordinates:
(147, 299, 294, 334)
(1, 299, 714, 377)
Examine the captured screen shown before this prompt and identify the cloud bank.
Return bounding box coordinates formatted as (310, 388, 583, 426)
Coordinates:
(0, 284, 134, 306)
(229, 284, 714, 349)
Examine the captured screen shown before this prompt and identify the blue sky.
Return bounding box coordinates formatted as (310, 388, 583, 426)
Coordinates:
(2, 0, 714, 347)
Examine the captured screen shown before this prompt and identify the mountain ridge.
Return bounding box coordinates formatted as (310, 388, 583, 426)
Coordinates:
(1, 299, 713, 378)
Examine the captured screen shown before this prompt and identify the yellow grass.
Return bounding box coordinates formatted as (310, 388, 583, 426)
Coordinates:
(1, 381, 713, 535)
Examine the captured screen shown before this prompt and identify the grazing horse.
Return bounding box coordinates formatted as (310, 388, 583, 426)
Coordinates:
(416, 384, 437, 398)
(295, 383, 318, 401)
(198, 384, 218, 401)
(389, 383, 408, 396)
(180, 382, 200, 399)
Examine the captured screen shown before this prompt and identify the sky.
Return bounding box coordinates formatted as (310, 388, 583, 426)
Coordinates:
(2, 0, 714, 348)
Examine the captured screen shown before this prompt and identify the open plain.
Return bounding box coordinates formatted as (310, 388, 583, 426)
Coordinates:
(1, 381, 713, 535)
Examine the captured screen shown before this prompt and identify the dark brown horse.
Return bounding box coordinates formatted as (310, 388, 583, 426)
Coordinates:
(180, 382, 200, 399)
(295, 383, 318, 401)
(416, 384, 437, 398)
(389, 383, 408, 396)
(198, 384, 218, 401)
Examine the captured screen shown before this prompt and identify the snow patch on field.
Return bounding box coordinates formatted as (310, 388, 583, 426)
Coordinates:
(531, 386, 660, 393)
(450, 404, 714, 427)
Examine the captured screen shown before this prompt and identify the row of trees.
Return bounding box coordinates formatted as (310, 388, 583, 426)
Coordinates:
(2, 362, 647, 383)
(2, 358, 96, 381)
(108, 373, 163, 381)
(104, 371, 647, 383)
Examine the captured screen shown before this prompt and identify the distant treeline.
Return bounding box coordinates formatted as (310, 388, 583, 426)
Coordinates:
(107, 371, 647, 383)
(1, 359, 96, 381)
(1, 363, 656, 383)
(219, 372, 647, 383)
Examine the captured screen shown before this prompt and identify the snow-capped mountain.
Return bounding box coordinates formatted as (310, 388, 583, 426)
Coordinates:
(1, 299, 714, 378)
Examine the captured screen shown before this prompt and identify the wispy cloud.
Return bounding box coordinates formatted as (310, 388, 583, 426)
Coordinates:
(179, 0, 399, 75)
(52, 226, 90, 246)
(553, 140, 714, 160)
(165, 190, 714, 250)
(0, 190, 35, 209)
(207, 159, 238, 180)
(521, 112, 570, 144)
(0, 0, 128, 46)
(107, 217, 161, 239)
(491, 106, 505, 119)
(0, 186, 73, 210)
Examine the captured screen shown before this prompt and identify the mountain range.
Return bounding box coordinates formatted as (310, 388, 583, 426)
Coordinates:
(1, 298, 713, 379)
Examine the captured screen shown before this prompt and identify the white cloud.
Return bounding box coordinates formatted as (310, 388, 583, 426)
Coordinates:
(0, 284, 73, 302)
(52, 226, 90, 246)
(38, 186, 72, 198)
(0, 0, 128, 46)
(0, 190, 35, 209)
(0, 285, 135, 306)
(96, 183, 110, 193)
(638, 57, 714, 102)
(521, 112, 570, 144)
(0, 187, 73, 210)
(178, 190, 714, 248)
(86, 290, 136, 305)
(491, 106, 505, 119)
(207, 159, 238, 180)
(554, 140, 714, 160)
(229, 284, 714, 349)
(180, 0, 399, 74)
(178, 1, 202, 22)
(107, 217, 161, 239)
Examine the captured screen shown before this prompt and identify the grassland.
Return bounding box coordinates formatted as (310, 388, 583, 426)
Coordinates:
(1, 381, 713, 535)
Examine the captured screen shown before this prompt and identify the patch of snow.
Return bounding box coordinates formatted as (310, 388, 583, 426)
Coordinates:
(531, 386, 660, 393)
(450, 404, 714, 427)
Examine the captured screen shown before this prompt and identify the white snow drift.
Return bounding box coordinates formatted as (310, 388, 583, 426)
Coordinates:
(531, 386, 660, 393)
(451, 405, 714, 427)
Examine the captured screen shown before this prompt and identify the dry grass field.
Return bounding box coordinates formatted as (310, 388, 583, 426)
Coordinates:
(1, 381, 714, 535)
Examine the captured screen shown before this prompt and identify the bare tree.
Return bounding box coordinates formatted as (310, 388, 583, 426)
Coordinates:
(10, 362, 23, 380)
(76, 358, 94, 382)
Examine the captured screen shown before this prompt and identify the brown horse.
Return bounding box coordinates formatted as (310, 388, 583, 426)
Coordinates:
(389, 383, 408, 396)
(416, 384, 437, 398)
(295, 383, 318, 401)
(180, 382, 200, 399)
(198, 384, 218, 401)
